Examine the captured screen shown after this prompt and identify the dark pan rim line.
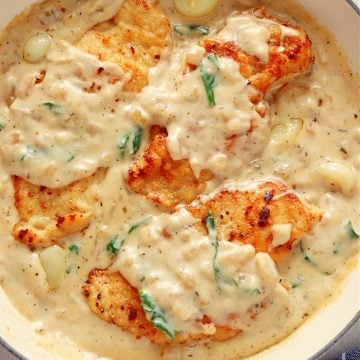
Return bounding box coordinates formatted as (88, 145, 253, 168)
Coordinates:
(0, 0, 359, 359)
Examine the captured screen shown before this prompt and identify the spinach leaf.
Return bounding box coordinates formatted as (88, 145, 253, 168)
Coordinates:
(42, 102, 64, 115)
(107, 218, 152, 255)
(106, 236, 125, 255)
(173, 24, 209, 36)
(206, 212, 237, 288)
(68, 244, 80, 255)
(118, 133, 131, 159)
(131, 126, 143, 155)
(139, 289, 175, 339)
(345, 220, 359, 240)
(128, 217, 152, 235)
(200, 54, 219, 107)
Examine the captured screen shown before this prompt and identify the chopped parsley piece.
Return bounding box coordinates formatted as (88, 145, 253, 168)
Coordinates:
(68, 244, 80, 255)
(67, 153, 75, 162)
(291, 275, 305, 289)
(345, 220, 359, 240)
(246, 288, 262, 295)
(173, 24, 209, 36)
(300, 241, 332, 275)
(200, 53, 219, 107)
(42, 102, 64, 115)
(65, 265, 72, 274)
(118, 133, 131, 159)
(300, 241, 315, 264)
(106, 236, 125, 255)
(139, 289, 175, 339)
(131, 126, 143, 155)
(0, 123, 5, 131)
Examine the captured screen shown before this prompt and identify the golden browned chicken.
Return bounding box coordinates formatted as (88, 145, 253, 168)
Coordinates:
(12, 0, 171, 248)
(126, 7, 313, 208)
(189, 181, 322, 262)
(12, 169, 106, 248)
(201, 6, 313, 96)
(127, 126, 213, 208)
(83, 269, 241, 345)
(83, 181, 321, 343)
(77, 0, 171, 93)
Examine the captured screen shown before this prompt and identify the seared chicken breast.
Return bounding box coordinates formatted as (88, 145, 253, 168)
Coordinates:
(127, 126, 213, 208)
(12, 169, 106, 248)
(201, 7, 313, 96)
(83, 180, 321, 343)
(83, 269, 240, 345)
(77, 0, 171, 93)
(189, 181, 322, 262)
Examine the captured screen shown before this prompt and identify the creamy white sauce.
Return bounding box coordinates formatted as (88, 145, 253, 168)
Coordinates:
(0, 40, 133, 187)
(112, 208, 288, 334)
(217, 13, 299, 62)
(0, 0, 359, 359)
(130, 47, 269, 178)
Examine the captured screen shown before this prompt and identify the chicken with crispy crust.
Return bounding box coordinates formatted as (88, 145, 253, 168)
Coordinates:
(188, 181, 322, 262)
(77, 0, 171, 93)
(12, 169, 106, 248)
(83, 180, 321, 343)
(83, 269, 240, 345)
(201, 7, 313, 97)
(127, 126, 213, 208)
(126, 7, 313, 208)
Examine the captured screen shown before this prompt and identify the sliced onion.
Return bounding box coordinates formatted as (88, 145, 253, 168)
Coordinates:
(173, 0, 220, 18)
(23, 33, 52, 63)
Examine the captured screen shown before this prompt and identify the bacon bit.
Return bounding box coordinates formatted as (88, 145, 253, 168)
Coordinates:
(39, 186, 46, 192)
(97, 67, 105, 75)
(258, 207, 270, 227)
(56, 215, 65, 228)
(69, 214, 76, 221)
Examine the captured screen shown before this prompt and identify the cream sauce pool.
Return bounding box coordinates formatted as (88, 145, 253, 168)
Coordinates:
(0, 0, 359, 359)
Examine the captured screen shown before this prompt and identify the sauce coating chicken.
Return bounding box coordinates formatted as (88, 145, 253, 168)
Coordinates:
(126, 7, 313, 208)
(83, 269, 240, 345)
(83, 181, 321, 343)
(188, 181, 322, 262)
(201, 7, 313, 96)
